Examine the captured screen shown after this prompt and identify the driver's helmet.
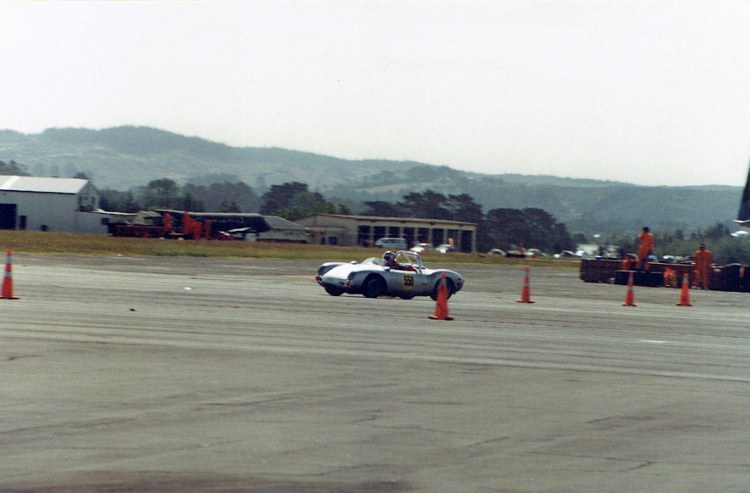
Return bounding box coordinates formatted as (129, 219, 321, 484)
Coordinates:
(383, 250, 396, 263)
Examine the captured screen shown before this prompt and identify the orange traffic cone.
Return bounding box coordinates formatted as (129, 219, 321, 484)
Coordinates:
(429, 273, 454, 320)
(2, 249, 19, 300)
(676, 273, 692, 306)
(622, 271, 636, 306)
(517, 266, 535, 303)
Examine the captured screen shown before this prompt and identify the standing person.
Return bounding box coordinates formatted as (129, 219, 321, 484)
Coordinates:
(637, 226, 655, 270)
(693, 243, 713, 289)
(162, 212, 172, 236)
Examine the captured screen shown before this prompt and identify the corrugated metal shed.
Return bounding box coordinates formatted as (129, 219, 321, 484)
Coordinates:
(0, 175, 88, 194)
(262, 215, 307, 231)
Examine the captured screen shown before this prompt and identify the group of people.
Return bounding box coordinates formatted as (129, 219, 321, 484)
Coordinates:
(380, 227, 717, 289)
(635, 226, 713, 289)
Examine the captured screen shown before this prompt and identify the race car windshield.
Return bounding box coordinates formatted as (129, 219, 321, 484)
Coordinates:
(396, 252, 422, 269)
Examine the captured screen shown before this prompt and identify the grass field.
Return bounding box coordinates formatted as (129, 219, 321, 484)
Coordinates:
(0, 231, 580, 268)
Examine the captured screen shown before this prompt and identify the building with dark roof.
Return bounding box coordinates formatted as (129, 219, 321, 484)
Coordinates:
(296, 213, 477, 252)
(151, 210, 307, 242)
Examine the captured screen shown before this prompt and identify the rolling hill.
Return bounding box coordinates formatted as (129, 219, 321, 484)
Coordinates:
(0, 126, 743, 235)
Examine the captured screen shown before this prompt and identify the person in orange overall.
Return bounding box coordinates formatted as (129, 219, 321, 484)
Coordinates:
(192, 220, 202, 240)
(637, 226, 655, 270)
(162, 212, 172, 236)
(692, 243, 713, 289)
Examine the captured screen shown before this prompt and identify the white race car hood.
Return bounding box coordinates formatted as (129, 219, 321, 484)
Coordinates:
(324, 262, 383, 279)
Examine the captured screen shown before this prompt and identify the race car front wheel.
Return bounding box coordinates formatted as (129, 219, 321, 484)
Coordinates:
(362, 275, 385, 298)
(325, 286, 344, 296)
(430, 278, 455, 301)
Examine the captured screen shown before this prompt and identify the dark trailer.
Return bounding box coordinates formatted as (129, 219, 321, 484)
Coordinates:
(154, 210, 271, 238)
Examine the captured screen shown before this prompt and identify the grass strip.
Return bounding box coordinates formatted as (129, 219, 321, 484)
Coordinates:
(0, 231, 580, 268)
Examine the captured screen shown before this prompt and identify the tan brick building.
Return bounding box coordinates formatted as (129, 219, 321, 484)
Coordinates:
(296, 213, 477, 252)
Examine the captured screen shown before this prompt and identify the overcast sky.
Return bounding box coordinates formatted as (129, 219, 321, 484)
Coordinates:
(3, 1, 749, 186)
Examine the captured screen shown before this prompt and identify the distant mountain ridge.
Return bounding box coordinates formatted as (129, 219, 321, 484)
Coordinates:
(0, 126, 420, 191)
(0, 125, 742, 235)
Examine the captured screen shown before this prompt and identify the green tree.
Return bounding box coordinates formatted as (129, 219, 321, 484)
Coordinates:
(99, 189, 141, 213)
(181, 191, 204, 212)
(485, 208, 526, 249)
(143, 178, 179, 209)
(123, 191, 139, 213)
(397, 190, 450, 219)
(276, 191, 335, 220)
(447, 193, 484, 223)
(483, 207, 572, 253)
(260, 182, 309, 214)
(184, 181, 260, 213)
(0, 160, 31, 176)
(219, 201, 241, 213)
(362, 201, 402, 217)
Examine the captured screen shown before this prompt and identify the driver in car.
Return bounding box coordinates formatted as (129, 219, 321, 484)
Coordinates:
(383, 251, 414, 271)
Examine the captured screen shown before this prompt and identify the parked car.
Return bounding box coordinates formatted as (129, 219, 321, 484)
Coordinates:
(374, 237, 408, 250)
(524, 248, 547, 258)
(434, 243, 456, 253)
(554, 250, 577, 258)
(661, 255, 691, 264)
(488, 248, 506, 256)
(315, 250, 465, 300)
(410, 243, 433, 253)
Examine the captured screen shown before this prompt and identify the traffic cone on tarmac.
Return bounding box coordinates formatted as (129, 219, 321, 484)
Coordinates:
(517, 266, 535, 303)
(622, 271, 636, 307)
(676, 273, 692, 307)
(429, 273, 453, 321)
(2, 249, 19, 300)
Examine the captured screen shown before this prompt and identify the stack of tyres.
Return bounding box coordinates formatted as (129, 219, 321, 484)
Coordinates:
(614, 270, 630, 285)
(712, 264, 742, 292)
(635, 270, 663, 287)
(580, 259, 620, 283)
(710, 268, 722, 290)
(614, 270, 663, 287)
(579, 259, 600, 282)
(741, 266, 750, 292)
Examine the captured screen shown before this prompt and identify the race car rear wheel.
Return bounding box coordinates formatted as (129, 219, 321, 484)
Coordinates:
(325, 286, 344, 296)
(430, 278, 455, 301)
(362, 275, 386, 298)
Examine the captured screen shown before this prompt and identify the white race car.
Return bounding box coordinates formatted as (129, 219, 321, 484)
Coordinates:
(315, 250, 465, 300)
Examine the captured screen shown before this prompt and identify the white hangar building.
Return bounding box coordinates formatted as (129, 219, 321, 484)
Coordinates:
(0, 175, 116, 234)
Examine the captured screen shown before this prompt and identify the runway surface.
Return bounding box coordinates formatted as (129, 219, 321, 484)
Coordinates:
(2, 254, 750, 492)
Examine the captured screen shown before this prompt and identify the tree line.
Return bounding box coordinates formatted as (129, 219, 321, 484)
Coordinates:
(100, 177, 749, 262)
(5, 157, 747, 262)
(97, 179, 575, 253)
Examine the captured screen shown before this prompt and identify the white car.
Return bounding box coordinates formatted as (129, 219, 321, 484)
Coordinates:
(434, 243, 456, 253)
(374, 237, 408, 250)
(524, 248, 547, 258)
(315, 250, 465, 300)
(410, 243, 433, 253)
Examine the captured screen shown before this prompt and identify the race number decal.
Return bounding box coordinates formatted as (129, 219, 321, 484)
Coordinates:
(403, 274, 415, 290)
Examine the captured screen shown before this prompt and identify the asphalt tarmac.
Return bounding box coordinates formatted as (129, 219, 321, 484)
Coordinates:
(2, 254, 750, 492)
